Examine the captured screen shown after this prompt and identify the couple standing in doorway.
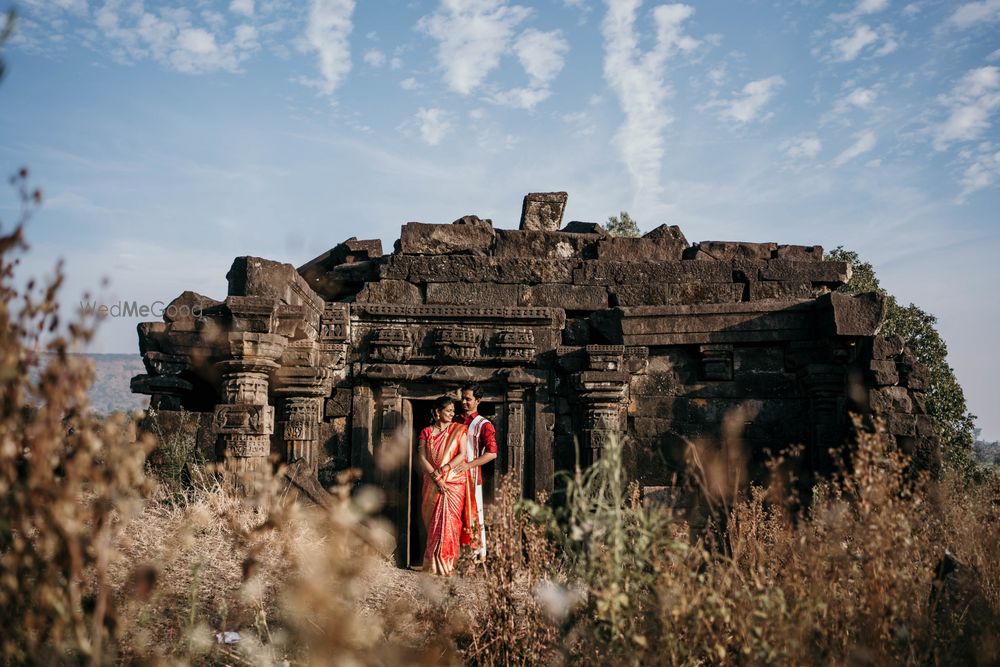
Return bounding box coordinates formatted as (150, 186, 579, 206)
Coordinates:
(416, 384, 497, 576)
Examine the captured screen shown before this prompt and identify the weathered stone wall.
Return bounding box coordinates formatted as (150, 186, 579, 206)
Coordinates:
(132, 193, 937, 511)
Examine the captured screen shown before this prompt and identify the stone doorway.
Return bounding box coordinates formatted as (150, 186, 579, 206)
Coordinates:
(398, 396, 500, 569)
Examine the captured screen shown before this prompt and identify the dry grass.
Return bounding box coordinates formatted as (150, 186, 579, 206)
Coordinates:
(1, 210, 997, 665)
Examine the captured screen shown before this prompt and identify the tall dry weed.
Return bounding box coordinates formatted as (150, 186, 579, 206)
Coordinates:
(0, 175, 155, 665)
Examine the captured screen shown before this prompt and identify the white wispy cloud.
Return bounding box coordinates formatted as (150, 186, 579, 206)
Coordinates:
(400, 77, 419, 90)
(824, 85, 879, 122)
(831, 24, 879, 61)
(832, 129, 877, 166)
(947, 0, 1000, 29)
(832, 0, 890, 22)
(303, 0, 356, 95)
(602, 1, 701, 205)
(415, 107, 452, 145)
(705, 75, 785, 125)
(957, 144, 1000, 201)
(933, 66, 1000, 150)
(90, 1, 260, 73)
(489, 28, 569, 109)
(363, 48, 386, 67)
(229, 0, 254, 18)
(417, 0, 531, 96)
(781, 134, 823, 160)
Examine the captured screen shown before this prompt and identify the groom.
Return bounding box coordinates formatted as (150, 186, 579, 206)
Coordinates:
(452, 383, 497, 561)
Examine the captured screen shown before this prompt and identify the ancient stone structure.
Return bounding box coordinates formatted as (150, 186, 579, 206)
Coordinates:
(133, 192, 937, 562)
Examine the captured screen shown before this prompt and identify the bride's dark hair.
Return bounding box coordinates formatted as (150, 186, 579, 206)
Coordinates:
(430, 395, 455, 424)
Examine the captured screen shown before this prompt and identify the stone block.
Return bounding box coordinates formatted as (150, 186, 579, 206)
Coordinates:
(821, 292, 887, 337)
(324, 388, 353, 418)
(916, 414, 934, 437)
(870, 386, 912, 413)
(689, 241, 776, 261)
(494, 229, 597, 259)
(734, 347, 785, 373)
(869, 360, 899, 386)
(669, 282, 744, 305)
(912, 391, 928, 414)
(573, 260, 732, 285)
(493, 259, 577, 284)
(595, 236, 686, 262)
(900, 361, 930, 390)
(611, 282, 742, 307)
(163, 291, 221, 322)
(872, 334, 905, 359)
(760, 259, 851, 284)
(227, 256, 325, 315)
(384, 255, 497, 283)
(520, 192, 568, 231)
(886, 412, 916, 436)
(561, 221, 607, 236)
(399, 217, 495, 255)
(526, 284, 608, 310)
(354, 280, 422, 304)
(643, 224, 688, 244)
(426, 282, 526, 306)
(772, 244, 823, 261)
(747, 281, 815, 301)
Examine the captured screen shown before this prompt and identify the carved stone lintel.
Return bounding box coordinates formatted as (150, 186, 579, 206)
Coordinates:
(436, 327, 480, 362)
(369, 327, 413, 362)
(496, 330, 536, 362)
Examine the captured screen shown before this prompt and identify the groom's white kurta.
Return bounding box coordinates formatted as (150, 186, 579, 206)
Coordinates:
(465, 414, 488, 558)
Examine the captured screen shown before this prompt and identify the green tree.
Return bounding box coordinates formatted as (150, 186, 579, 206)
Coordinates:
(606, 210, 641, 237)
(826, 247, 979, 476)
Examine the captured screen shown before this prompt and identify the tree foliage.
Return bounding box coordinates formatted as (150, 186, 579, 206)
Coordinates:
(826, 247, 979, 477)
(606, 210, 641, 237)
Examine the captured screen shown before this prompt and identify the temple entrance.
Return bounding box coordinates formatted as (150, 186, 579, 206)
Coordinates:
(401, 397, 500, 569)
(407, 400, 433, 569)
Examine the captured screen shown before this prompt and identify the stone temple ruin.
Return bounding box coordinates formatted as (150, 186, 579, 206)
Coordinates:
(132, 192, 937, 565)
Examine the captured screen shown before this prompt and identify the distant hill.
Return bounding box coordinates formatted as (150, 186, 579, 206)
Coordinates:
(85, 353, 148, 414)
(38, 353, 149, 415)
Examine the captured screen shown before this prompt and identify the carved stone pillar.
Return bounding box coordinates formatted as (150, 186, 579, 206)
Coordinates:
(574, 346, 629, 463)
(504, 388, 526, 496)
(379, 383, 404, 450)
(213, 332, 286, 482)
(274, 366, 331, 476)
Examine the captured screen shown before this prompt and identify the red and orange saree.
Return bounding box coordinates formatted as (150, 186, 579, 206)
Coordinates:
(419, 422, 479, 575)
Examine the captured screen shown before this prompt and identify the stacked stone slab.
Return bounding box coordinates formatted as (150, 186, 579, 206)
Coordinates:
(132, 193, 936, 555)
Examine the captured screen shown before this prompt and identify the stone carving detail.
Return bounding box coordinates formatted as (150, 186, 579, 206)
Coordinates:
(321, 303, 349, 341)
(505, 390, 526, 494)
(435, 327, 479, 362)
(496, 330, 536, 360)
(229, 434, 270, 458)
(586, 345, 625, 372)
(369, 327, 413, 362)
(212, 404, 274, 435)
(700, 344, 733, 381)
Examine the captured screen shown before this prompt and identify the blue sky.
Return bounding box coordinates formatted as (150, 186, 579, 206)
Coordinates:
(0, 0, 998, 437)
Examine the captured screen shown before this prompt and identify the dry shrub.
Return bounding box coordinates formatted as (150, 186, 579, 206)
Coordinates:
(460, 475, 559, 667)
(468, 420, 999, 667)
(0, 192, 154, 664)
